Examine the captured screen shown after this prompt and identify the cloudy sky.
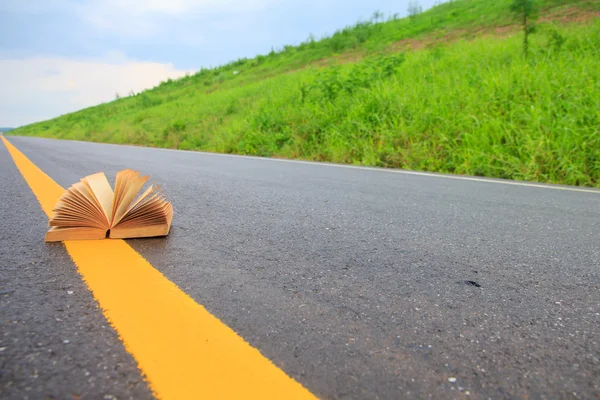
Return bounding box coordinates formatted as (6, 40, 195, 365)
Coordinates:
(0, 0, 438, 127)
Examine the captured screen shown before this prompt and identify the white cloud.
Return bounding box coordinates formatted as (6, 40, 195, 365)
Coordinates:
(0, 54, 194, 127)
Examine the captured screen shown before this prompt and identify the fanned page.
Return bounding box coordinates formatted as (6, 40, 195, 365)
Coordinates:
(111, 169, 149, 227)
(81, 172, 114, 225)
(110, 182, 173, 239)
(45, 177, 112, 242)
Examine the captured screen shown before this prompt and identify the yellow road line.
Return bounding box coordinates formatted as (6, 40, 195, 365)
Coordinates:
(2, 136, 316, 400)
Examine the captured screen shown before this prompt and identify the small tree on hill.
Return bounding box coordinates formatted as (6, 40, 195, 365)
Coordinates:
(408, 0, 422, 22)
(510, 0, 538, 58)
(371, 10, 384, 24)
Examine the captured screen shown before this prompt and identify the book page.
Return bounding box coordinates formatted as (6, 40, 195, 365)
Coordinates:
(117, 186, 163, 223)
(49, 205, 108, 229)
(110, 202, 173, 238)
(71, 181, 110, 223)
(81, 172, 114, 224)
(48, 181, 111, 231)
(111, 170, 149, 227)
(111, 169, 133, 218)
(124, 184, 159, 216)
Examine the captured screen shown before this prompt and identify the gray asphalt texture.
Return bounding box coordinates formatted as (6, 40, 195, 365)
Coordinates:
(0, 138, 152, 400)
(1, 136, 599, 400)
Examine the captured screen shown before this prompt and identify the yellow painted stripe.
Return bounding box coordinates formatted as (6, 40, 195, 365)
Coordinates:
(2, 136, 316, 400)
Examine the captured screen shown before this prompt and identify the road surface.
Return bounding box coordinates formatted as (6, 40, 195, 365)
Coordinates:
(1, 136, 599, 399)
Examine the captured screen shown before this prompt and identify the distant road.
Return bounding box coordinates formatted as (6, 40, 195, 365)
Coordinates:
(2, 136, 599, 399)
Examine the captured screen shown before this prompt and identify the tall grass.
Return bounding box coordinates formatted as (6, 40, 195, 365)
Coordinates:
(228, 23, 600, 186)
(11, 0, 600, 187)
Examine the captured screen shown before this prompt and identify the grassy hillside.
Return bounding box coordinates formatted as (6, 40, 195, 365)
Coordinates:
(11, 0, 600, 187)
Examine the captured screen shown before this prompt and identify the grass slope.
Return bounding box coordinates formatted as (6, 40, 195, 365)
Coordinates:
(11, 0, 600, 187)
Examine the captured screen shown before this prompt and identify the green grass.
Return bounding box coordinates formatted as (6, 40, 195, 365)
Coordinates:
(11, 0, 600, 187)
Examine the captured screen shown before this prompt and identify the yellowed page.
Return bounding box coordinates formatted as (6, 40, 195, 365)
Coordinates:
(111, 172, 149, 227)
(54, 196, 99, 220)
(49, 201, 107, 227)
(112, 202, 172, 237)
(82, 172, 114, 223)
(124, 184, 157, 216)
(47, 179, 111, 231)
(117, 193, 165, 224)
(71, 182, 110, 225)
(111, 169, 137, 220)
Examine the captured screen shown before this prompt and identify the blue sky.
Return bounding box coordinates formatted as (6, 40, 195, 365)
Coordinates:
(0, 0, 438, 127)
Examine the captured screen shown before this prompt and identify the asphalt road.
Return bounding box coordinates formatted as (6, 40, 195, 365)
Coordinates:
(1, 136, 599, 400)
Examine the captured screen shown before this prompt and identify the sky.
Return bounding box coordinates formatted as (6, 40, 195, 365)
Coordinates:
(0, 0, 439, 127)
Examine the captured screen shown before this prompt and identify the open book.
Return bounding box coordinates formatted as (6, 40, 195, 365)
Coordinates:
(45, 169, 173, 242)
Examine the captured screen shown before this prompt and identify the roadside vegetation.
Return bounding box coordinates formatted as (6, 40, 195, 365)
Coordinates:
(10, 0, 600, 187)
